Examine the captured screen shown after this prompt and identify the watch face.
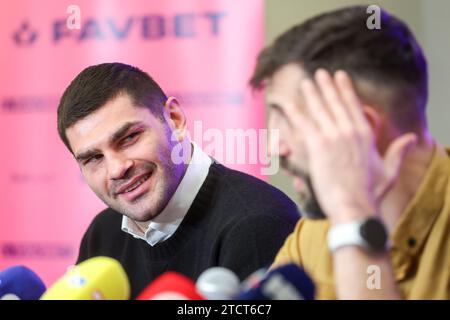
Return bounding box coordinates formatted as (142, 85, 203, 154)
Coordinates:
(360, 218, 388, 251)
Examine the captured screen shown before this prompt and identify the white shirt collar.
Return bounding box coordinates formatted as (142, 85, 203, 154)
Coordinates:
(121, 141, 212, 246)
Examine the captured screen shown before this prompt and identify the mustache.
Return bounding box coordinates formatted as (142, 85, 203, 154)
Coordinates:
(110, 163, 156, 196)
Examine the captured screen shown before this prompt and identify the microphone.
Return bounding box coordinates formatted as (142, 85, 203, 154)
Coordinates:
(240, 267, 268, 292)
(234, 263, 315, 300)
(0, 265, 46, 300)
(40, 256, 130, 300)
(196, 267, 240, 300)
(137, 272, 204, 300)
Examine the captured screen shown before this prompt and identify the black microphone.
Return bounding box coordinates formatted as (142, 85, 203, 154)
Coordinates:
(234, 263, 315, 300)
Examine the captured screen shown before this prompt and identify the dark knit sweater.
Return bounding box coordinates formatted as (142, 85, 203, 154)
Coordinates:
(76, 162, 299, 298)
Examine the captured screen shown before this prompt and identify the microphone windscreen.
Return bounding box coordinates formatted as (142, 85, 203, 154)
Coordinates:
(196, 267, 240, 300)
(40, 256, 130, 300)
(137, 272, 204, 300)
(0, 265, 46, 300)
(235, 263, 315, 300)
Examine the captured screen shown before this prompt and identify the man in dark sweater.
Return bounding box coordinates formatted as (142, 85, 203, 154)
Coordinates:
(57, 62, 299, 298)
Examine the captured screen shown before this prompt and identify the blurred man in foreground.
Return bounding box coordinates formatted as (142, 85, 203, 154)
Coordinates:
(251, 6, 450, 299)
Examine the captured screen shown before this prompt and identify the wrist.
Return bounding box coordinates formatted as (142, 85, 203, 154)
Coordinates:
(329, 203, 378, 226)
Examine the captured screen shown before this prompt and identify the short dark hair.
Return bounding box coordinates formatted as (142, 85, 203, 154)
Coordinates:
(250, 6, 428, 132)
(57, 62, 167, 153)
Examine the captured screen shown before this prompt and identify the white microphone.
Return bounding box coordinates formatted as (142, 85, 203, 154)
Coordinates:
(195, 267, 240, 300)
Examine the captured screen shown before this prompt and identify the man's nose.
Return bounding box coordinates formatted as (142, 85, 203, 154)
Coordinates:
(107, 153, 134, 180)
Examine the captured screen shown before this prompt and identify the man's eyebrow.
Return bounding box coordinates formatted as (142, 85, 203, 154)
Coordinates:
(75, 148, 101, 163)
(268, 103, 287, 116)
(74, 121, 144, 162)
(268, 102, 295, 127)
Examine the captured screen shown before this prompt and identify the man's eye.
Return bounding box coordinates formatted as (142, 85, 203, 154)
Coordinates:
(85, 154, 103, 165)
(122, 132, 140, 144)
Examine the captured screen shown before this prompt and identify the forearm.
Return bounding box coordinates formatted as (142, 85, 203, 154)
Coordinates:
(332, 246, 401, 299)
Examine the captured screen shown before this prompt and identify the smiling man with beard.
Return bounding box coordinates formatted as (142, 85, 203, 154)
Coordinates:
(57, 62, 299, 298)
(251, 6, 450, 299)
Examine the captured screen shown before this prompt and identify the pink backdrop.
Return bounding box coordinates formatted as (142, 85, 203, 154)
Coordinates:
(0, 0, 264, 286)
